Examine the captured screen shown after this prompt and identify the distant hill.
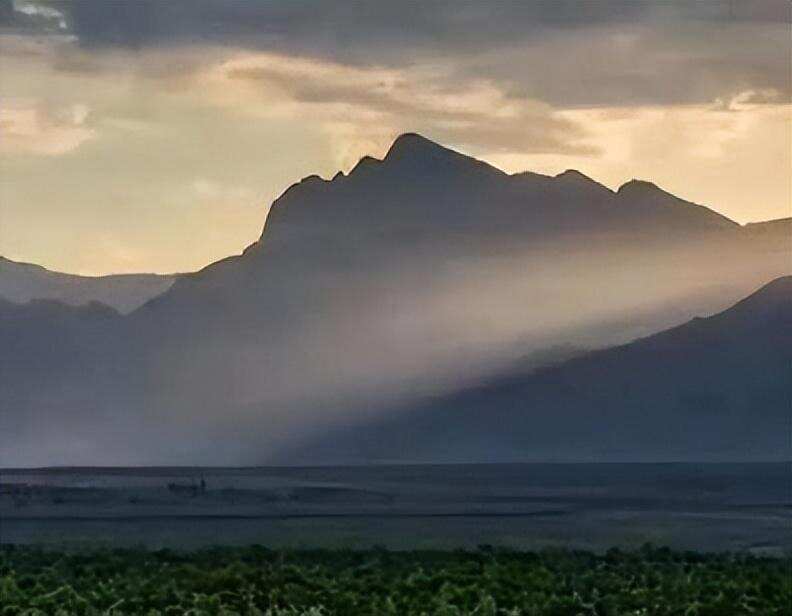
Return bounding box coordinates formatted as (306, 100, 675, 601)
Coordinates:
(298, 277, 792, 464)
(613, 179, 739, 233)
(743, 217, 792, 243)
(0, 257, 176, 313)
(0, 133, 789, 466)
(0, 296, 125, 462)
(0, 297, 120, 371)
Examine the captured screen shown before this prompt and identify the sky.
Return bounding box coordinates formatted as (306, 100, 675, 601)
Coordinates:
(0, 0, 789, 275)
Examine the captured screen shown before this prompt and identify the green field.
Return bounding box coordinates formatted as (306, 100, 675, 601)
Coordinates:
(1, 545, 790, 615)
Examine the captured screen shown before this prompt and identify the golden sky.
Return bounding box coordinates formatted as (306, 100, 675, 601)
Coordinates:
(0, 1, 789, 275)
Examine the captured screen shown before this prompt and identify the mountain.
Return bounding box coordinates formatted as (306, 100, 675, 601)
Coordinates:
(0, 297, 125, 464)
(262, 133, 740, 242)
(743, 217, 792, 243)
(296, 276, 792, 463)
(0, 256, 176, 313)
(0, 297, 120, 372)
(0, 133, 789, 466)
(128, 132, 787, 392)
(614, 179, 739, 233)
(131, 132, 785, 349)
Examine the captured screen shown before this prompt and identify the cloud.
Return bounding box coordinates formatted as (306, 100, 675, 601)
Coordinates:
(12, 0, 68, 29)
(0, 100, 94, 155)
(191, 178, 257, 203)
(0, 5, 788, 275)
(56, 1, 790, 49)
(454, 21, 791, 108)
(486, 100, 792, 224)
(40, 0, 791, 108)
(712, 89, 783, 111)
(200, 51, 595, 168)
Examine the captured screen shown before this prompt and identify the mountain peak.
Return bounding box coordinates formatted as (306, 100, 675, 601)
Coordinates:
(617, 179, 663, 195)
(349, 155, 380, 175)
(384, 132, 460, 163)
(616, 179, 739, 229)
(556, 169, 591, 181)
(382, 133, 506, 180)
(554, 169, 613, 195)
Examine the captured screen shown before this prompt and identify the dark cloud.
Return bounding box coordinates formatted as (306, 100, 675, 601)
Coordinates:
(220, 55, 595, 156)
(14, 1, 792, 106)
(56, 1, 645, 48)
(0, 0, 67, 32)
(0, 0, 14, 23)
(52, 0, 789, 50)
(457, 21, 791, 107)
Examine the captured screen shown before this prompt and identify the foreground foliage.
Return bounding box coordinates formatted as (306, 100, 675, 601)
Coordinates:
(1, 544, 789, 615)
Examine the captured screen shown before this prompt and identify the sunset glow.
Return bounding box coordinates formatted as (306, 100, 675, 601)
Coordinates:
(0, 1, 789, 274)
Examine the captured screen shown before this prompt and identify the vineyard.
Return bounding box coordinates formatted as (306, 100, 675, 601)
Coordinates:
(1, 545, 789, 615)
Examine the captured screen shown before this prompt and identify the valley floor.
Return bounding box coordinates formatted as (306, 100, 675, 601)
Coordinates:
(1, 463, 789, 554)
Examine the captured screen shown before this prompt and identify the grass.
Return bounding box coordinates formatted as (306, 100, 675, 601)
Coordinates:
(1, 544, 790, 615)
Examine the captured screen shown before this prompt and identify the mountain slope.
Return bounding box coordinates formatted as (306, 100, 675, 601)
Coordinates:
(261, 133, 739, 243)
(297, 276, 791, 463)
(128, 133, 787, 389)
(131, 132, 779, 341)
(0, 297, 120, 372)
(0, 297, 128, 465)
(0, 257, 176, 313)
(0, 134, 789, 466)
(614, 179, 739, 233)
(743, 217, 792, 244)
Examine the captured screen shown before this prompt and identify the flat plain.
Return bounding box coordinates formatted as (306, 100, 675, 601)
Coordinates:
(1, 463, 789, 554)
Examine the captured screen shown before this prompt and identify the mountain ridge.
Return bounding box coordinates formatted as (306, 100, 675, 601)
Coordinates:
(294, 275, 791, 464)
(1, 133, 789, 466)
(0, 256, 177, 314)
(253, 133, 747, 257)
(137, 132, 783, 327)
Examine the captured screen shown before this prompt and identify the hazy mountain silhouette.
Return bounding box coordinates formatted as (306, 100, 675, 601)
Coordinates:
(297, 276, 792, 463)
(0, 133, 789, 466)
(743, 217, 792, 242)
(263, 132, 738, 241)
(124, 133, 788, 378)
(0, 257, 176, 313)
(0, 297, 119, 372)
(0, 297, 126, 457)
(131, 133, 785, 339)
(613, 179, 739, 233)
